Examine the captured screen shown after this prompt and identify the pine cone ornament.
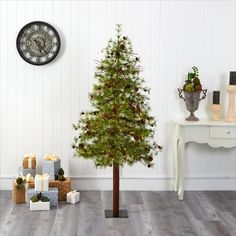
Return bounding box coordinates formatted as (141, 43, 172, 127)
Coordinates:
(120, 44, 125, 50)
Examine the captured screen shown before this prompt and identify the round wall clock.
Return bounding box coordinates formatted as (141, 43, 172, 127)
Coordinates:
(16, 21, 61, 65)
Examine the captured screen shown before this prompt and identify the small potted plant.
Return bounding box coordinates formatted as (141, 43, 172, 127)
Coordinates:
(178, 66, 207, 121)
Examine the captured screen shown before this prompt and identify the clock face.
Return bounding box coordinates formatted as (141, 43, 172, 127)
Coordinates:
(16, 21, 61, 65)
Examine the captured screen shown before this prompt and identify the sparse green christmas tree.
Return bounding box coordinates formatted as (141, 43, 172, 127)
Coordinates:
(72, 25, 161, 217)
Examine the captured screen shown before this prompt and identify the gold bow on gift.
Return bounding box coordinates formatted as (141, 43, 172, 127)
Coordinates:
(24, 153, 36, 158)
(35, 174, 49, 180)
(19, 173, 32, 183)
(44, 154, 58, 161)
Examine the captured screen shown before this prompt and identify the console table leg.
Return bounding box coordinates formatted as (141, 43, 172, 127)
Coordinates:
(172, 136, 179, 192)
(177, 139, 185, 200)
(178, 189, 184, 201)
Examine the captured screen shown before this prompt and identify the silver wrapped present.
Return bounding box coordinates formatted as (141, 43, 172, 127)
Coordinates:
(19, 166, 36, 178)
(42, 159, 61, 180)
(27, 187, 58, 208)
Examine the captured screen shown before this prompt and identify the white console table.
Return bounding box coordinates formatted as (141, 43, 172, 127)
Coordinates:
(172, 119, 236, 200)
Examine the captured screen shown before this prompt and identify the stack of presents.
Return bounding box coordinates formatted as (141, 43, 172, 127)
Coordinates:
(12, 154, 80, 211)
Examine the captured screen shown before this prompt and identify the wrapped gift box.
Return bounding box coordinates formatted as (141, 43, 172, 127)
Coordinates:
(29, 177, 71, 201)
(27, 187, 58, 208)
(23, 154, 36, 169)
(42, 159, 61, 180)
(49, 178, 71, 201)
(30, 200, 50, 211)
(66, 190, 80, 204)
(35, 174, 49, 192)
(12, 180, 34, 203)
(19, 166, 36, 178)
(12, 182, 25, 204)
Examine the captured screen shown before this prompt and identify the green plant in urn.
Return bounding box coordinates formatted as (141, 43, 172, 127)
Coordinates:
(178, 66, 207, 121)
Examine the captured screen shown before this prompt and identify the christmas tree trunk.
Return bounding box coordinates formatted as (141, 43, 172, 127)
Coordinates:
(105, 165, 128, 218)
(113, 165, 119, 217)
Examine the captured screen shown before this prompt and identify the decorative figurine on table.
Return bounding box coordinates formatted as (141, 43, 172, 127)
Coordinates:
(178, 66, 207, 121)
(225, 71, 236, 122)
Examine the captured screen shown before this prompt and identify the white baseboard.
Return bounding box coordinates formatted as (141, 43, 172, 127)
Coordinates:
(0, 175, 235, 191)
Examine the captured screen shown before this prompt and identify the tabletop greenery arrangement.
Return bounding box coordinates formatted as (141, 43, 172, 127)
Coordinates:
(178, 66, 207, 121)
(183, 66, 202, 92)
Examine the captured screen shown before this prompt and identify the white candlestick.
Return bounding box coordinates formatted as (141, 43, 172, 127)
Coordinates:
(211, 104, 221, 121)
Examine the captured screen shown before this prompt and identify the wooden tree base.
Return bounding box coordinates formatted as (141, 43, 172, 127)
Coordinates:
(104, 210, 128, 218)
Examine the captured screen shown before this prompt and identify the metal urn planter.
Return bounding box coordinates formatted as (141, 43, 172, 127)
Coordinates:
(178, 89, 207, 121)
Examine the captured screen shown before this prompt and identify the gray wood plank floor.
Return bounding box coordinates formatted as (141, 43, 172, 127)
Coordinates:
(0, 191, 235, 236)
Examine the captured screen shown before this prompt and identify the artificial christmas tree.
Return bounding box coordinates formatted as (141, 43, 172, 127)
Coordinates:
(73, 25, 161, 218)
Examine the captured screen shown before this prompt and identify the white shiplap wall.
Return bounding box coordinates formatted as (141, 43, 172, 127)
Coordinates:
(0, 0, 235, 190)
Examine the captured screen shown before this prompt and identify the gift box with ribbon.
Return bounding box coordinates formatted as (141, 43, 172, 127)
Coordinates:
(12, 182, 25, 204)
(28, 177, 71, 201)
(27, 187, 58, 208)
(49, 177, 71, 201)
(19, 166, 36, 178)
(12, 174, 34, 204)
(35, 174, 49, 192)
(66, 190, 80, 204)
(22, 154, 36, 169)
(42, 155, 61, 180)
